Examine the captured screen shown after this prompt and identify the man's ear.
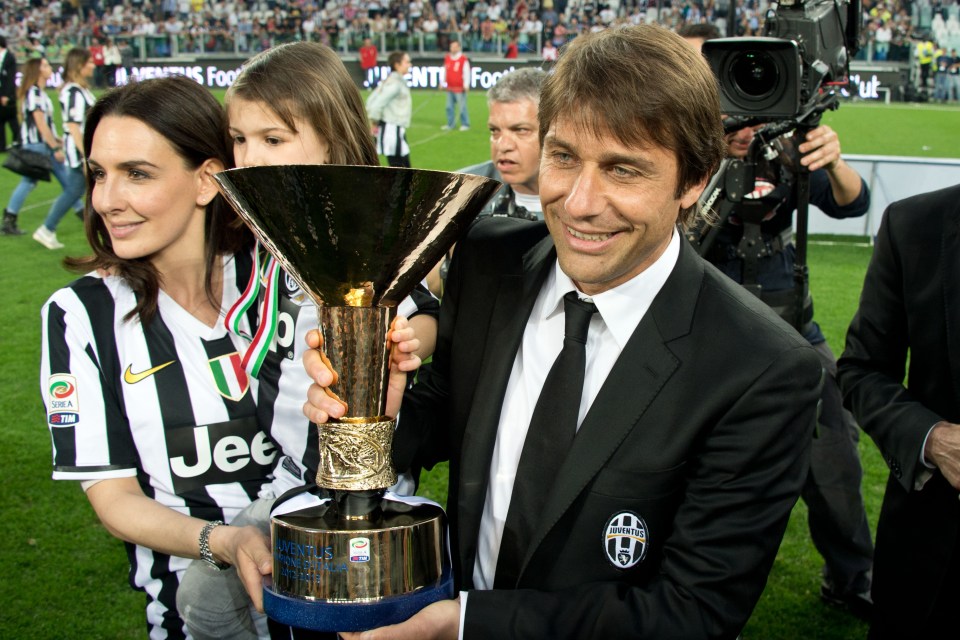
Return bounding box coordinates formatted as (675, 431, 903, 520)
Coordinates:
(679, 175, 709, 211)
(196, 158, 226, 207)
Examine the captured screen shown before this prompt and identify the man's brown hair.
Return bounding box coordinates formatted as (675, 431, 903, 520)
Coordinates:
(539, 25, 725, 226)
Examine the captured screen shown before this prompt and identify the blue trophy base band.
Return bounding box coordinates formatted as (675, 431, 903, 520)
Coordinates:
(263, 567, 455, 632)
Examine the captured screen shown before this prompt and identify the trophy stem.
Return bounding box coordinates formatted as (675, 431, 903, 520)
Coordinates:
(333, 489, 385, 521)
(316, 305, 398, 491)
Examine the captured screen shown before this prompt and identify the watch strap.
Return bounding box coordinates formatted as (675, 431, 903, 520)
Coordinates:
(199, 519, 228, 570)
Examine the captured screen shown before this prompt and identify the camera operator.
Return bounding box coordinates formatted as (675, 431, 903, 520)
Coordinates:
(709, 118, 875, 619)
(682, 24, 875, 617)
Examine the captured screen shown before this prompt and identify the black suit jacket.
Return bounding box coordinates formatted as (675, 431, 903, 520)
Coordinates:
(0, 48, 16, 102)
(838, 183, 960, 634)
(396, 217, 822, 639)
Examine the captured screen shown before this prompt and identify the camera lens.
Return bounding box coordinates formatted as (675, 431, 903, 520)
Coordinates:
(729, 50, 780, 100)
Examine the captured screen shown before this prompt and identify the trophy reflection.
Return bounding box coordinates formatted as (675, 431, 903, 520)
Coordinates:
(214, 165, 500, 632)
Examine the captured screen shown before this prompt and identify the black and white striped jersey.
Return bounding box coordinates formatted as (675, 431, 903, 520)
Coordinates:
(20, 85, 56, 145)
(40, 252, 274, 639)
(256, 274, 439, 494)
(59, 82, 94, 168)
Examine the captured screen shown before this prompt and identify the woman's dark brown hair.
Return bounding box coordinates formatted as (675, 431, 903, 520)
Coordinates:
(66, 75, 252, 324)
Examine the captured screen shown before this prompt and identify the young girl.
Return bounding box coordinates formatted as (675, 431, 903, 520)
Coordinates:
(176, 42, 438, 640)
(33, 47, 96, 249)
(2, 58, 68, 237)
(39, 76, 274, 638)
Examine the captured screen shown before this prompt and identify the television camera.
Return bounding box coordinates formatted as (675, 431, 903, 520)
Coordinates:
(689, 0, 861, 332)
(703, 0, 860, 121)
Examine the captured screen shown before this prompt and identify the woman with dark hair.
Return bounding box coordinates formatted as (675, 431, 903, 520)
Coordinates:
(33, 48, 96, 249)
(2, 58, 70, 237)
(39, 76, 273, 637)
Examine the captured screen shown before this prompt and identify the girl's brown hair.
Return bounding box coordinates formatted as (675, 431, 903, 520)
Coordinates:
(227, 41, 379, 166)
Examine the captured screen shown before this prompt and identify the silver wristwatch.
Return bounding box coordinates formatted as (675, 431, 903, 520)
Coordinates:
(199, 520, 229, 570)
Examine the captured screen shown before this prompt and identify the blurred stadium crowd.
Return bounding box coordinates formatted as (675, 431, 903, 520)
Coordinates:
(0, 0, 943, 62)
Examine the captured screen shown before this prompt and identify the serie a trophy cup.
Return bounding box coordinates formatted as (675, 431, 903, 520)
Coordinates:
(214, 165, 499, 632)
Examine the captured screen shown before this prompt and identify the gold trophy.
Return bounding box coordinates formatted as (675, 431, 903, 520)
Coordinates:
(214, 165, 500, 632)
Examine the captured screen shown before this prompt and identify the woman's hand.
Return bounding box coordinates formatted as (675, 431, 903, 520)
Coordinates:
(209, 524, 273, 611)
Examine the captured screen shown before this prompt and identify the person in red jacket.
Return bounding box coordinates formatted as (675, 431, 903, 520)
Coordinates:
(359, 37, 378, 75)
(441, 39, 470, 131)
(504, 34, 519, 59)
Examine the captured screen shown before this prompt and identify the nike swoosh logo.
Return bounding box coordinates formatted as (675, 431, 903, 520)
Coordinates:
(123, 361, 176, 384)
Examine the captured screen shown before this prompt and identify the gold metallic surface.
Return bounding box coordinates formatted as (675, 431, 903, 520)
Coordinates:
(316, 419, 397, 490)
(316, 305, 397, 491)
(213, 165, 502, 309)
(320, 305, 391, 423)
(271, 500, 447, 602)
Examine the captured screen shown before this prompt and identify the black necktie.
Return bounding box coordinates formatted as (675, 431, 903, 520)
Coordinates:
(495, 291, 597, 588)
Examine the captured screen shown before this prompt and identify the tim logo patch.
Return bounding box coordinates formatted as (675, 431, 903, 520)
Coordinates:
(349, 537, 370, 563)
(47, 374, 79, 427)
(603, 511, 648, 570)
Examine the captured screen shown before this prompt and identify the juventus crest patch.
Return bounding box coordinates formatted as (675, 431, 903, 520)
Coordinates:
(603, 511, 648, 570)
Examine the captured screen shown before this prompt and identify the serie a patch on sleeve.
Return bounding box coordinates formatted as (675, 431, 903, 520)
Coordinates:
(47, 374, 80, 427)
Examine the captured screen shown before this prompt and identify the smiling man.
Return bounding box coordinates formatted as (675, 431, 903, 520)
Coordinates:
(459, 67, 546, 222)
(304, 24, 822, 640)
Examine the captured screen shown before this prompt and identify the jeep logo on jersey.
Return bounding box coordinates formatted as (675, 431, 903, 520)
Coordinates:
(167, 417, 276, 493)
(603, 511, 648, 570)
(47, 373, 79, 427)
(207, 352, 249, 401)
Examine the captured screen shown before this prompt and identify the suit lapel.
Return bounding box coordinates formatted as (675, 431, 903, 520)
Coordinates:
(519, 236, 705, 580)
(457, 235, 556, 580)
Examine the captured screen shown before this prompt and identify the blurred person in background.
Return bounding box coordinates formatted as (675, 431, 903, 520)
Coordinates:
(441, 39, 471, 131)
(2, 58, 69, 238)
(0, 35, 20, 153)
(33, 47, 95, 250)
(366, 50, 413, 167)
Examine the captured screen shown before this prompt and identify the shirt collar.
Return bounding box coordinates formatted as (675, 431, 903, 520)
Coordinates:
(540, 227, 681, 349)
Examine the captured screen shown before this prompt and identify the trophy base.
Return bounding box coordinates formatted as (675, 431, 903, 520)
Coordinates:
(263, 566, 454, 632)
(266, 495, 453, 632)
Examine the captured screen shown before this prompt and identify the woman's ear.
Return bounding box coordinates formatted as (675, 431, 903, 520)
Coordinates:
(196, 158, 226, 207)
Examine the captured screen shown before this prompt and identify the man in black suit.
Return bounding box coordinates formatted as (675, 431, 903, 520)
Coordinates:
(301, 25, 822, 639)
(838, 183, 960, 638)
(0, 36, 20, 152)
